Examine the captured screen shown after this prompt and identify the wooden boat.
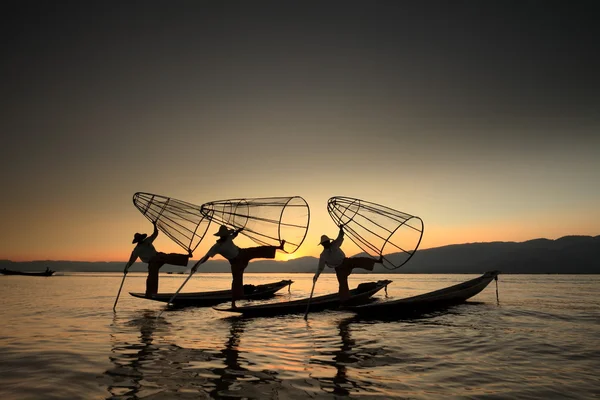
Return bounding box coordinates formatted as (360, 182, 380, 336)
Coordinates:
(214, 280, 393, 317)
(346, 271, 500, 318)
(0, 268, 55, 276)
(129, 279, 293, 307)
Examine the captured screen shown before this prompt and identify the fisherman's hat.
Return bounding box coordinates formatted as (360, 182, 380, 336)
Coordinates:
(214, 225, 232, 237)
(132, 233, 147, 244)
(319, 235, 332, 245)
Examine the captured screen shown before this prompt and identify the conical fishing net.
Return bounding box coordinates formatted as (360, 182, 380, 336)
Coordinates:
(133, 192, 212, 254)
(327, 196, 424, 270)
(201, 196, 310, 254)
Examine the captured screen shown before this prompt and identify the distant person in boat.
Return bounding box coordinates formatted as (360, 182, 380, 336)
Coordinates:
(124, 221, 192, 297)
(191, 224, 285, 308)
(313, 224, 383, 301)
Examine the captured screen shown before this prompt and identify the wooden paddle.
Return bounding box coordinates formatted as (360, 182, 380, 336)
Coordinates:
(303, 280, 317, 320)
(113, 269, 128, 312)
(156, 266, 198, 319)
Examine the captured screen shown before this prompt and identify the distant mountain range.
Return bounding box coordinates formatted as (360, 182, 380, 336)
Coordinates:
(1, 235, 599, 274)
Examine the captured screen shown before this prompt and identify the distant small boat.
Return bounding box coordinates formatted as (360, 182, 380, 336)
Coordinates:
(0, 268, 55, 277)
(130, 279, 293, 307)
(345, 270, 500, 319)
(214, 280, 392, 317)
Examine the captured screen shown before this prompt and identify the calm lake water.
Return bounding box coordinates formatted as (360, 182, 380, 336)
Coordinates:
(0, 271, 598, 399)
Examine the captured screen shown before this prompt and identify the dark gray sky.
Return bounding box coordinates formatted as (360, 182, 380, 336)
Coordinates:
(1, 1, 598, 261)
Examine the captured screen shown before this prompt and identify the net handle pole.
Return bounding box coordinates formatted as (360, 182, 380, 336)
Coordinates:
(303, 280, 317, 320)
(156, 268, 197, 319)
(142, 195, 154, 216)
(155, 199, 169, 222)
(113, 270, 127, 312)
(152, 198, 170, 225)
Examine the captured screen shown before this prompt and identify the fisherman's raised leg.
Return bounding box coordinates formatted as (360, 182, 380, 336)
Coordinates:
(239, 245, 278, 262)
(161, 252, 190, 267)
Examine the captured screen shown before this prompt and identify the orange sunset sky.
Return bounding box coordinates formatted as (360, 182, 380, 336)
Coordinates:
(1, 2, 599, 262)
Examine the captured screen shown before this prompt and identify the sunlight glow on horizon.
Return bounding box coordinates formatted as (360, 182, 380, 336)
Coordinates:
(6, 217, 598, 263)
(3, 187, 599, 262)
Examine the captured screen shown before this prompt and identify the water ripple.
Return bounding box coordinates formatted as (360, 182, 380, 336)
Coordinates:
(1, 273, 599, 399)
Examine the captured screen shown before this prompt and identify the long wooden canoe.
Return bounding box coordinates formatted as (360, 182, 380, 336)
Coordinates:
(129, 279, 293, 307)
(214, 280, 393, 317)
(0, 268, 55, 276)
(346, 271, 500, 318)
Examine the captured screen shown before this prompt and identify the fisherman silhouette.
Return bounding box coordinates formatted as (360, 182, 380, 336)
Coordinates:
(191, 225, 285, 308)
(312, 225, 383, 301)
(124, 221, 192, 297)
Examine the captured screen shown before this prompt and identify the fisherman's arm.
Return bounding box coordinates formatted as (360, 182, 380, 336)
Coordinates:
(124, 250, 138, 273)
(191, 244, 219, 272)
(191, 254, 210, 272)
(312, 258, 326, 283)
(332, 225, 345, 247)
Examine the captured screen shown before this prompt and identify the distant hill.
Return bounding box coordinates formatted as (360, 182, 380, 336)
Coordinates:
(1, 235, 599, 274)
(390, 235, 600, 274)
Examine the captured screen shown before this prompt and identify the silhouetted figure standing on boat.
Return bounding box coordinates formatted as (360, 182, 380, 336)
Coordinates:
(124, 221, 192, 297)
(313, 225, 383, 301)
(191, 225, 285, 308)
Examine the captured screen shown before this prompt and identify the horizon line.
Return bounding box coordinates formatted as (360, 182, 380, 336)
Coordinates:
(3, 234, 597, 263)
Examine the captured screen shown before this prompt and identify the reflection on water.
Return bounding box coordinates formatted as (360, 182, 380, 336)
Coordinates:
(310, 317, 364, 396)
(104, 286, 600, 399)
(106, 312, 287, 399)
(3, 273, 598, 399)
(205, 316, 283, 399)
(106, 311, 389, 399)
